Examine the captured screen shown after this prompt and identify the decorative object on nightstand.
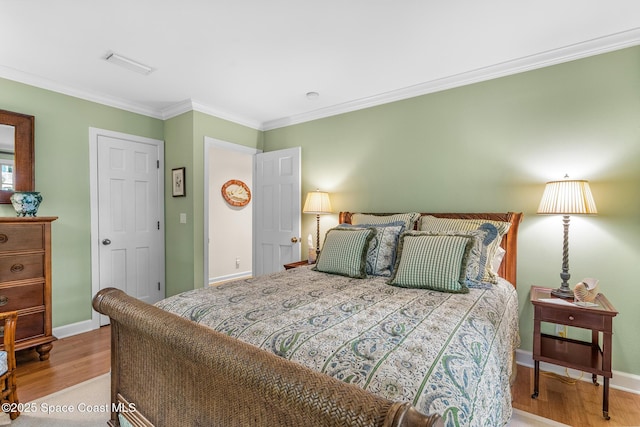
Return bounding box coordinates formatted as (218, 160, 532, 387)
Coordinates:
(537, 176, 597, 299)
(9, 191, 42, 217)
(573, 277, 599, 304)
(303, 190, 332, 258)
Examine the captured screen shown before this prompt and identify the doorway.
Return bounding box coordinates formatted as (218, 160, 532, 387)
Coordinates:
(204, 138, 258, 285)
(203, 138, 302, 285)
(204, 137, 259, 286)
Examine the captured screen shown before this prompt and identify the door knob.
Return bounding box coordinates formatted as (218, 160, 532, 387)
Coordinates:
(102, 239, 112, 245)
(291, 237, 300, 243)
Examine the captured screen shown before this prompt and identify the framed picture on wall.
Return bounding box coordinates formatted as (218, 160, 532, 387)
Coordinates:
(172, 167, 186, 197)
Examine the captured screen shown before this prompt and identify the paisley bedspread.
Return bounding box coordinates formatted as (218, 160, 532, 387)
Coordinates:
(156, 265, 519, 427)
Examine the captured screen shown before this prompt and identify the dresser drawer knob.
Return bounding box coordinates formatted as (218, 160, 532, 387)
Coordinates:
(0, 234, 7, 244)
(10, 263, 24, 273)
(568, 315, 575, 321)
(0, 295, 7, 306)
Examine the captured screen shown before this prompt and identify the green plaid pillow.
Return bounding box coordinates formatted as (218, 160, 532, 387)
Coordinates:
(418, 216, 510, 283)
(314, 228, 375, 278)
(387, 232, 473, 293)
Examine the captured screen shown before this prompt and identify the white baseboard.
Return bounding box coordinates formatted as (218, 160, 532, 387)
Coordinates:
(209, 271, 252, 285)
(52, 319, 98, 339)
(516, 348, 640, 395)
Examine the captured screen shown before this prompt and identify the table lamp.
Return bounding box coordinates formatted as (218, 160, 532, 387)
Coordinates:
(537, 176, 597, 298)
(303, 190, 332, 259)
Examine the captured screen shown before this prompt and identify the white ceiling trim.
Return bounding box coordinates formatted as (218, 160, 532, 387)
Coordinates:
(0, 64, 163, 119)
(2, 27, 639, 132)
(161, 99, 263, 130)
(262, 27, 640, 131)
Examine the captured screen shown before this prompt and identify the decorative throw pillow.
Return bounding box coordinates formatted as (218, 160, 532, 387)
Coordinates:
(351, 212, 420, 231)
(337, 221, 405, 277)
(418, 216, 510, 283)
(387, 232, 473, 293)
(417, 229, 493, 289)
(314, 227, 375, 278)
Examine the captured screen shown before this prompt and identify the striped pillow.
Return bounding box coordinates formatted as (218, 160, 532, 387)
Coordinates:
(418, 216, 510, 283)
(351, 212, 420, 231)
(314, 228, 375, 278)
(387, 232, 473, 293)
(418, 229, 493, 289)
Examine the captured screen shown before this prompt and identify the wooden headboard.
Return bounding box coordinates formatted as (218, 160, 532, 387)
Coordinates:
(339, 212, 523, 287)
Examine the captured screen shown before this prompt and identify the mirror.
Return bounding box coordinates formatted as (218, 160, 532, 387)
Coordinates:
(0, 109, 35, 204)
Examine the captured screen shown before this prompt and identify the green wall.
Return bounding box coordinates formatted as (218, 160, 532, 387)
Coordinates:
(2, 45, 638, 378)
(164, 111, 262, 295)
(0, 78, 163, 327)
(264, 46, 640, 376)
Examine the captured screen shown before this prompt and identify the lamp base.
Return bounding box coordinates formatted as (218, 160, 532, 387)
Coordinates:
(551, 287, 574, 299)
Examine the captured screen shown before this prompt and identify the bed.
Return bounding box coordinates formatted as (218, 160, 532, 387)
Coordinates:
(93, 211, 522, 427)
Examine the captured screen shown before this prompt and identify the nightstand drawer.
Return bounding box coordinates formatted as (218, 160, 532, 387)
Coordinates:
(0, 282, 44, 311)
(540, 306, 605, 330)
(0, 224, 44, 252)
(0, 253, 44, 282)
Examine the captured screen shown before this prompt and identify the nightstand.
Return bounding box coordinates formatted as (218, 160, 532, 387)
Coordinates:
(530, 286, 618, 420)
(283, 260, 311, 270)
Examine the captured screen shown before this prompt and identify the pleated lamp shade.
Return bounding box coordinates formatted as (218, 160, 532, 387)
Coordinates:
(537, 180, 597, 215)
(303, 191, 332, 214)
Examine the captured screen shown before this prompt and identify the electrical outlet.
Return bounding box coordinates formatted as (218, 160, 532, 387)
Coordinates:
(555, 324, 567, 337)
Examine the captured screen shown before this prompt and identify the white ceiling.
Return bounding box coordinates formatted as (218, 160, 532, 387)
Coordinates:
(1, 1, 639, 130)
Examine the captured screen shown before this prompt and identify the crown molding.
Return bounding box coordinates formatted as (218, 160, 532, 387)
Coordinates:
(2, 27, 639, 132)
(262, 27, 640, 131)
(0, 64, 164, 119)
(161, 99, 262, 130)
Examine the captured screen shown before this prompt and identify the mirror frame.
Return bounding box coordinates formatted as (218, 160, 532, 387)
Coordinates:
(0, 109, 35, 204)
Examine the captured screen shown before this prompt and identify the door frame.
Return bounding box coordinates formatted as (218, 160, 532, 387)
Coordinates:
(203, 136, 261, 287)
(89, 127, 165, 328)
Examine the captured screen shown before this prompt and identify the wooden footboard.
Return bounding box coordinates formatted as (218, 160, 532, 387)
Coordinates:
(93, 288, 443, 427)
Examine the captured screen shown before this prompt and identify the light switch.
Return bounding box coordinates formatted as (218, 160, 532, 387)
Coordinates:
(179, 213, 187, 224)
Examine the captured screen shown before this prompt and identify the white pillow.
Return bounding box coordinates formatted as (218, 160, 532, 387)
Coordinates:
(491, 246, 506, 274)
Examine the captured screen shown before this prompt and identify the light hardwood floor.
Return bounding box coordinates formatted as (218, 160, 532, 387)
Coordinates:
(14, 326, 640, 426)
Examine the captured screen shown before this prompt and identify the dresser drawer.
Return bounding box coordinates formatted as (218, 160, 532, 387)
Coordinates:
(0, 282, 44, 311)
(0, 224, 44, 252)
(15, 312, 45, 342)
(0, 253, 44, 282)
(540, 306, 605, 330)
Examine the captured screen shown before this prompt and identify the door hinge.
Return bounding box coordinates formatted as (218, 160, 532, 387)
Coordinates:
(157, 160, 160, 169)
(158, 282, 161, 291)
(157, 221, 160, 230)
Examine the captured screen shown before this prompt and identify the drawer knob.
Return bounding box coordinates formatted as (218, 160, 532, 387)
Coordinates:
(0, 234, 7, 244)
(0, 295, 7, 306)
(568, 315, 575, 321)
(10, 263, 24, 273)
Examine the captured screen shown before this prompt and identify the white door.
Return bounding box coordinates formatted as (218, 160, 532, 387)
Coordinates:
(91, 129, 164, 325)
(254, 147, 301, 276)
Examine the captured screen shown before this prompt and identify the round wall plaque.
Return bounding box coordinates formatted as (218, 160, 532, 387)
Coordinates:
(221, 179, 251, 207)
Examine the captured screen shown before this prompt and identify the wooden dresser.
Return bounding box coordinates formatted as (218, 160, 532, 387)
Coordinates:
(0, 217, 57, 360)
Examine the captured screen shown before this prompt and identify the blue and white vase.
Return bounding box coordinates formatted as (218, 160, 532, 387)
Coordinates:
(10, 191, 43, 217)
